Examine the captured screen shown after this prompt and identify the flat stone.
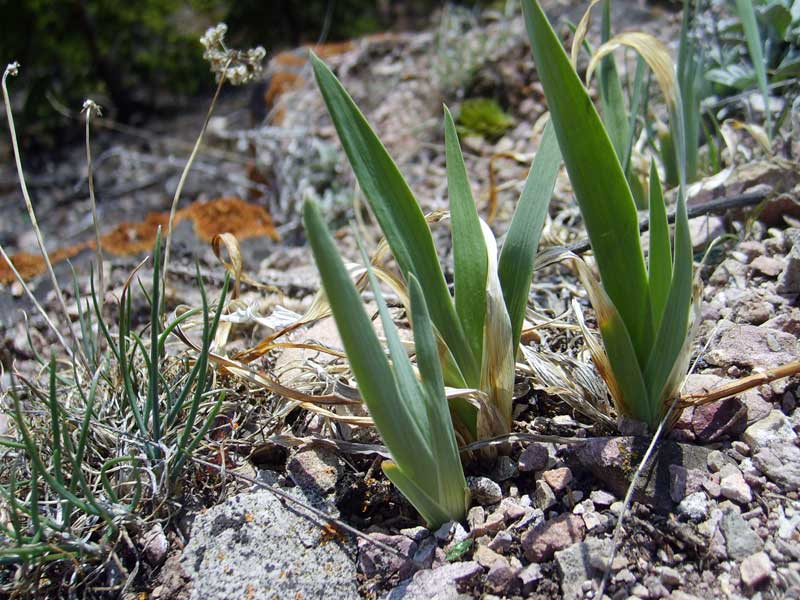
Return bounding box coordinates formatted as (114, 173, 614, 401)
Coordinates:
(534, 480, 556, 510)
(488, 531, 513, 554)
(493, 456, 518, 481)
(473, 544, 504, 568)
(521, 513, 586, 562)
(743, 410, 798, 452)
(777, 246, 800, 294)
(720, 470, 752, 504)
(691, 398, 747, 442)
(669, 465, 708, 502)
(518, 562, 543, 594)
(589, 490, 616, 507)
(287, 447, 343, 495)
(740, 551, 772, 588)
(677, 491, 709, 521)
(485, 559, 518, 595)
(689, 215, 726, 251)
(359, 533, 417, 580)
(573, 437, 711, 511)
(719, 503, 763, 561)
(180, 490, 358, 600)
(542, 467, 573, 493)
(554, 538, 613, 600)
(467, 476, 502, 506)
(386, 561, 482, 600)
(750, 255, 785, 277)
(753, 445, 800, 491)
(705, 323, 799, 371)
(518, 443, 550, 472)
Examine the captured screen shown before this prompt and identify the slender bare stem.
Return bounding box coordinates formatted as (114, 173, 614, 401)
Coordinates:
(161, 61, 230, 298)
(2, 63, 86, 366)
(0, 244, 73, 359)
(83, 100, 105, 316)
(680, 360, 800, 407)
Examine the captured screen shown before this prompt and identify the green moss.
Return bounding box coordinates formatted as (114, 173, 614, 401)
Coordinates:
(456, 97, 514, 140)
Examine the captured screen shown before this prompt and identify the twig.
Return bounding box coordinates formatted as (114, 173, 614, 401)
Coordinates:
(567, 190, 767, 255)
(679, 360, 800, 408)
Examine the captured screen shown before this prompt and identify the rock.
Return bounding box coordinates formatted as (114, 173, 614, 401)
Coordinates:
(493, 456, 518, 481)
(677, 491, 709, 521)
(435, 521, 468, 545)
(401, 526, 429, 543)
(706, 449, 728, 473)
(542, 467, 573, 493)
(719, 503, 764, 561)
(518, 443, 550, 472)
(386, 561, 482, 600)
(521, 513, 586, 562)
(691, 398, 747, 442)
(669, 465, 708, 502)
(467, 476, 502, 506)
(473, 544, 504, 568)
(498, 497, 527, 522)
(359, 533, 417, 580)
(413, 536, 438, 569)
(467, 506, 485, 532)
(488, 531, 513, 554)
(485, 559, 518, 595)
(743, 410, 798, 452)
(720, 470, 752, 504)
(470, 510, 505, 537)
(518, 562, 543, 594)
(750, 255, 785, 277)
(141, 523, 169, 566)
(704, 323, 799, 371)
(740, 551, 772, 589)
(589, 490, 615, 507)
(777, 246, 800, 294)
(534, 480, 556, 510)
(658, 566, 682, 587)
(709, 258, 748, 287)
(286, 447, 343, 495)
(554, 538, 613, 600)
(573, 437, 711, 511)
(689, 215, 725, 251)
(752, 445, 800, 491)
(180, 490, 358, 600)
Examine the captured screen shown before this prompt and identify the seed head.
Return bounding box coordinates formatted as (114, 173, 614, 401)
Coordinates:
(200, 23, 265, 86)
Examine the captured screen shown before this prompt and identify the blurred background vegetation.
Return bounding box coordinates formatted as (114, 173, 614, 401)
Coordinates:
(0, 0, 494, 146)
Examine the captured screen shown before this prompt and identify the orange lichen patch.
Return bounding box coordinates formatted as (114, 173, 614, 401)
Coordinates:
(265, 70, 304, 107)
(304, 40, 355, 59)
(0, 245, 87, 284)
(271, 50, 307, 69)
(100, 212, 171, 256)
(177, 197, 280, 243)
(1, 197, 279, 283)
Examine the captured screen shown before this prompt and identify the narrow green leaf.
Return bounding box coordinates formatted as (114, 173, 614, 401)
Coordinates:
(444, 106, 487, 367)
(598, 0, 630, 161)
(734, 0, 772, 136)
(521, 0, 651, 366)
(647, 163, 671, 331)
(498, 121, 560, 351)
(643, 190, 693, 428)
(382, 461, 455, 527)
(310, 53, 479, 386)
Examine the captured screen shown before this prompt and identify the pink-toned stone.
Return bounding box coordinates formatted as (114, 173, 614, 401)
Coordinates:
(521, 514, 586, 562)
(692, 397, 747, 442)
(542, 467, 573, 493)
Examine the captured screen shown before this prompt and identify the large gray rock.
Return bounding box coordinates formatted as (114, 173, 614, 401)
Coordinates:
(181, 489, 359, 600)
(554, 538, 613, 600)
(719, 502, 763, 561)
(705, 322, 799, 371)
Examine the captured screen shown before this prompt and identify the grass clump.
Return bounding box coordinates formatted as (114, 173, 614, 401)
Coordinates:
(456, 97, 514, 140)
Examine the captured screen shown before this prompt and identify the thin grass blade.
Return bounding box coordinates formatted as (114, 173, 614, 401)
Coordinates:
(647, 163, 671, 331)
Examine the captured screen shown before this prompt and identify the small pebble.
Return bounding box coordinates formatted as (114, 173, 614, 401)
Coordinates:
(467, 476, 503, 505)
(740, 551, 773, 588)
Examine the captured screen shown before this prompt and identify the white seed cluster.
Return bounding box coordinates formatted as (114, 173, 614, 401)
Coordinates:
(200, 23, 266, 86)
(81, 99, 102, 118)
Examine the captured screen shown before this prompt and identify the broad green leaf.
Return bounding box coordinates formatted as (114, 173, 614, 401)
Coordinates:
(521, 0, 651, 365)
(409, 275, 469, 517)
(303, 200, 428, 473)
(498, 120, 560, 352)
(734, 0, 772, 135)
(310, 53, 480, 386)
(444, 106, 487, 367)
(647, 163, 671, 331)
